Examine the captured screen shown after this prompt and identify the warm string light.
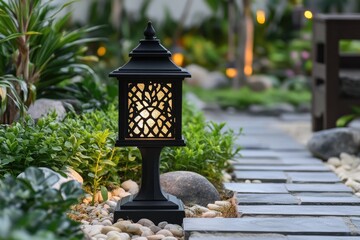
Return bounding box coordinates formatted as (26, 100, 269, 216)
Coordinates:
(97, 46, 106, 57)
(172, 53, 184, 66)
(256, 10, 266, 24)
(244, 15, 254, 77)
(304, 10, 313, 19)
(226, 68, 238, 78)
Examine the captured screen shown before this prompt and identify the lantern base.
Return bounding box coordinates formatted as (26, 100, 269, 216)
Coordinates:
(113, 193, 185, 225)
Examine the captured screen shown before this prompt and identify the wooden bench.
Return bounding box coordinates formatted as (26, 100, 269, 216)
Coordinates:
(312, 14, 360, 131)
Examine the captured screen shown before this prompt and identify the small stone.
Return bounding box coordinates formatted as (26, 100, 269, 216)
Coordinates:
(158, 221, 168, 229)
(94, 234, 108, 240)
(190, 205, 209, 214)
(113, 220, 132, 231)
(162, 237, 177, 240)
(346, 179, 360, 192)
(82, 225, 103, 237)
(245, 180, 251, 183)
(119, 192, 131, 199)
(107, 232, 130, 240)
(356, 192, 360, 197)
(137, 218, 155, 227)
(340, 152, 355, 166)
(140, 229, 154, 237)
(164, 224, 183, 237)
(112, 196, 120, 201)
(106, 200, 117, 209)
(215, 201, 231, 207)
(101, 226, 122, 235)
(121, 180, 139, 195)
(101, 219, 112, 226)
(149, 225, 161, 233)
(112, 187, 126, 197)
(156, 229, 173, 237)
(202, 210, 218, 218)
(207, 203, 222, 211)
(252, 180, 262, 183)
(146, 235, 165, 240)
(132, 237, 147, 240)
(125, 223, 142, 235)
(328, 157, 341, 167)
(81, 220, 90, 225)
(65, 166, 84, 184)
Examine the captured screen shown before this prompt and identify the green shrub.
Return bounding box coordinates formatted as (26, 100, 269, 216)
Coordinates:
(0, 101, 240, 192)
(0, 167, 84, 240)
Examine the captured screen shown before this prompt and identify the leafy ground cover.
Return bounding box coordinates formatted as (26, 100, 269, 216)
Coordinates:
(187, 85, 311, 110)
(0, 101, 240, 196)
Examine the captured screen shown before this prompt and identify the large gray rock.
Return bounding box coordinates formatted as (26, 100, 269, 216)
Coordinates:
(185, 64, 227, 89)
(349, 118, 360, 130)
(307, 128, 360, 160)
(246, 75, 274, 92)
(28, 98, 66, 120)
(160, 171, 220, 206)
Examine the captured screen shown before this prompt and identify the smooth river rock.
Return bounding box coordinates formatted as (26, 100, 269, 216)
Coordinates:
(160, 171, 220, 206)
(307, 128, 360, 160)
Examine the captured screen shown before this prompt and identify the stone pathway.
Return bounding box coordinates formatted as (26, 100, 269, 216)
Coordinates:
(183, 111, 360, 240)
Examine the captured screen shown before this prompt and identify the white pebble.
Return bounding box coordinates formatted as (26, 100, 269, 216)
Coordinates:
(101, 219, 112, 226)
(345, 179, 360, 192)
(137, 218, 155, 227)
(215, 201, 231, 207)
(340, 152, 355, 166)
(121, 180, 139, 195)
(146, 234, 165, 240)
(328, 157, 341, 167)
(207, 203, 222, 211)
(202, 210, 218, 218)
(156, 229, 173, 237)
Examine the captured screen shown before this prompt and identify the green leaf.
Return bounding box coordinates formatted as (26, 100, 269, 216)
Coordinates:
(100, 185, 108, 202)
(336, 114, 355, 127)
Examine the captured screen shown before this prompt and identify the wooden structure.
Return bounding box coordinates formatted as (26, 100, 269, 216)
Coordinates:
(312, 14, 360, 131)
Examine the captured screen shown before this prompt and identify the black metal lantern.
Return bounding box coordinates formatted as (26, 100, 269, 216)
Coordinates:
(109, 22, 191, 225)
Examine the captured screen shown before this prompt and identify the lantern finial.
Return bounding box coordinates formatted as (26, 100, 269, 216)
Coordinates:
(144, 21, 156, 40)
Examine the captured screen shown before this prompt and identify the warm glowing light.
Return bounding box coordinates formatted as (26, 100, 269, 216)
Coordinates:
(244, 66, 253, 76)
(244, 17, 254, 77)
(226, 68, 238, 78)
(172, 53, 184, 66)
(128, 83, 173, 138)
(304, 10, 313, 19)
(97, 46, 106, 57)
(256, 10, 266, 24)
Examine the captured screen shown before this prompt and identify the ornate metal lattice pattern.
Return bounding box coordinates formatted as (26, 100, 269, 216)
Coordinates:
(127, 82, 174, 139)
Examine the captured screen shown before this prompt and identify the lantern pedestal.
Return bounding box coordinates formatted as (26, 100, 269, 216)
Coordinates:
(113, 147, 185, 225)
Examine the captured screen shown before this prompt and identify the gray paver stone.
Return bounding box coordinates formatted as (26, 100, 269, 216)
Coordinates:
(224, 183, 288, 193)
(237, 194, 299, 205)
(183, 217, 351, 235)
(238, 205, 360, 216)
(286, 184, 352, 193)
(286, 172, 340, 183)
(235, 171, 288, 182)
(234, 165, 329, 172)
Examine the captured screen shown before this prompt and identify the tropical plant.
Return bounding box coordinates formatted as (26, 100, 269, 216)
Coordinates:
(0, 0, 101, 123)
(336, 106, 360, 127)
(0, 167, 84, 240)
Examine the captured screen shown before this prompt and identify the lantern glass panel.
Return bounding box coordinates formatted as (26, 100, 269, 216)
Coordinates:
(127, 81, 175, 139)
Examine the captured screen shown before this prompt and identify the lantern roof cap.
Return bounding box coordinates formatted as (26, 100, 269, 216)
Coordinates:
(109, 21, 191, 78)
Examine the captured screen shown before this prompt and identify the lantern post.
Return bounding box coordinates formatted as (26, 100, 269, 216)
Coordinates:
(109, 22, 191, 225)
